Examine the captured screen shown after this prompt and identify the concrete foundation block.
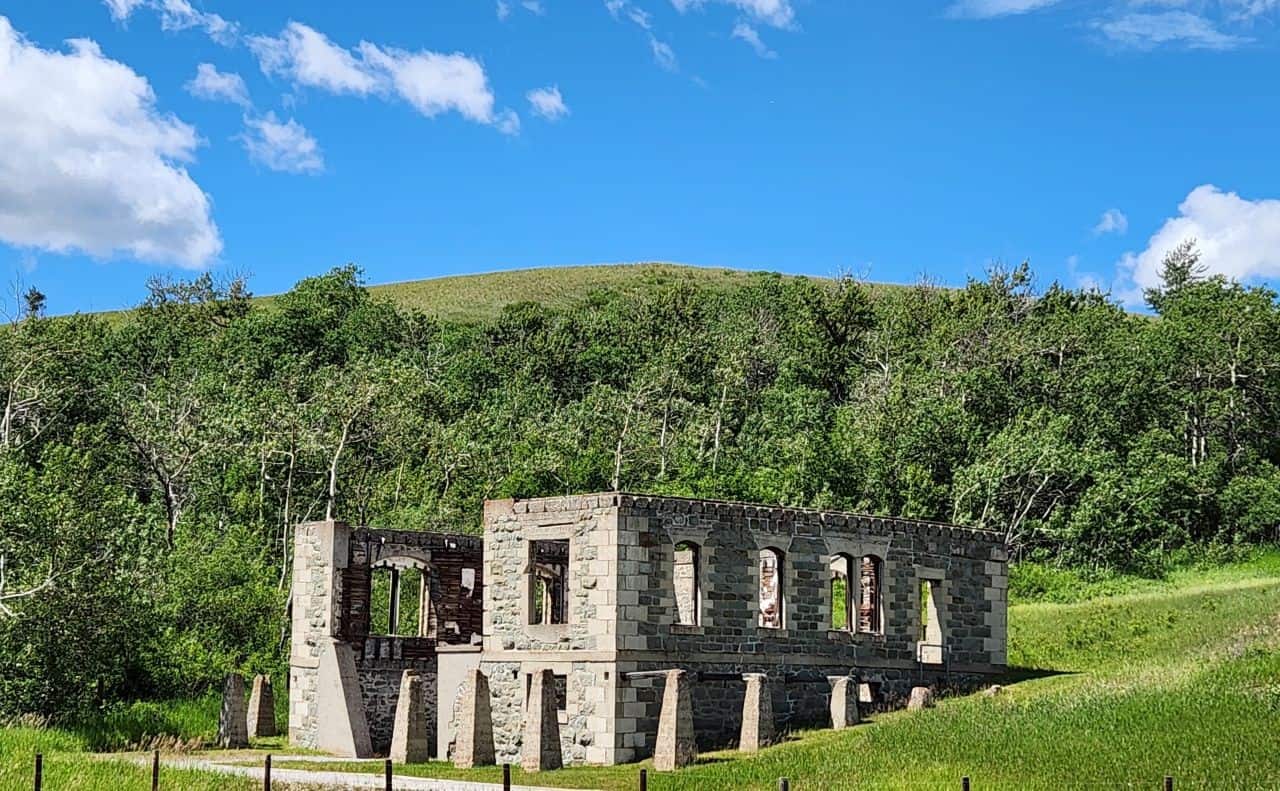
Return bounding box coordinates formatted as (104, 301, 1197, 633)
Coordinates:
(453, 669, 496, 768)
(654, 669, 696, 771)
(907, 686, 935, 710)
(246, 674, 277, 738)
(738, 673, 773, 752)
(828, 676, 860, 729)
(521, 669, 563, 772)
(217, 673, 249, 749)
(390, 671, 431, 764)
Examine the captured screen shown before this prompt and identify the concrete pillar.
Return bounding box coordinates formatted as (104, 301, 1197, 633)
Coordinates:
(521, 669, 562, 772)
(453, 669, 496, 768)
(246, 674, 277, 738)
(390, 670, 431, 764)
(654, 669, 696, 771)
(217, 673, 249, 748)
(827, 676, 860, 729)
(907, 686, 935, 710)
(738, 673, 773, 752)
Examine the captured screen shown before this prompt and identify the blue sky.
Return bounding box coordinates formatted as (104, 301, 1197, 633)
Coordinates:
(2, 0, 1280, 315)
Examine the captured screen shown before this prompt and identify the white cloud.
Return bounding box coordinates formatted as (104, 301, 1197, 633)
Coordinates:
(248, 21, 379, 95)
(732, 22, 777, 58)
(1115, 185, 1280, 302)
(0, 16, 220, 268)
(497, 1, 511, 20)
(649, 35, 679, 71)
(946, 0, 1062, 19)
(185, 62, 249, 107)
(1093, 208, 1129, 235)
(102, 0, 237, 45)
(671, 0, 796, 28)
(1096, 11, 1250, 49)
(526, 85, 568, 120)
(239, 113, 323, 174)
(248, 22, 516, 133)
(522, 1, 546, 15)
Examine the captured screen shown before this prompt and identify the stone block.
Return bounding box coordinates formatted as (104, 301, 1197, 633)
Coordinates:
(217, 673, 249, 749)
(828, 676, 860, 729)
(390, 671, 431, 764)
(739, 673, 773, 752)
(453, 669, 496, 768)
(907, 686, 935, 711)
(522, 669, 563, 772)
(246, 674, 277, 738)
(654, 669, 696, 771)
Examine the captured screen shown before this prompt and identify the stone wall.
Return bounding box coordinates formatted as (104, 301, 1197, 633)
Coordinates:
(359, 660, 437, 755)
(477, 493, 1007, 767)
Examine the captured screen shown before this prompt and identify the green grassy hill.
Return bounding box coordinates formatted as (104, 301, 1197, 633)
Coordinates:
(6, 552, 1277, 790)
(367, 262, 796, 324)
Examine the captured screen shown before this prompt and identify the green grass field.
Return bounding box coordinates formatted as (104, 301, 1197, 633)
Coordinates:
(4, 552, 1278, 790)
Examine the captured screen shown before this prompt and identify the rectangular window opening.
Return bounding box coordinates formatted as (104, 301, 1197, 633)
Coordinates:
(528, 539, 569, 625)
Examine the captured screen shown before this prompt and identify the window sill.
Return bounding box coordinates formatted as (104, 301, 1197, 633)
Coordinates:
(755, 626, 786, 636)
(526, 624, 571, 640)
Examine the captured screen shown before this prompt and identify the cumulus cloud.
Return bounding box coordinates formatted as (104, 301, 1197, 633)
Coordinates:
(248, 21, 518, 133)
(185, 62, 249, 107)
(526, 85, 568, 120)
(946, 0, 1063, 19)
(1093, 208, 1128, 235)
(1096, 11, 1249, 49)
(239, 113, 323, 174)
(1115, 185, 1280, 303)
(248, 21, 378, 95)
(670, 0, 796, 28)
(0, 16, 220, 267)
(102, 0, 237, 45)
(732, 23, 777, 58)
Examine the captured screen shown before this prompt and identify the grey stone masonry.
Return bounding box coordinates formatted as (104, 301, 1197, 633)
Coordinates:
(452, 669, 496, 768)
(247, 675, 276, 738)
(907, 686, 935, 710)
(390, 671, 431, 764)
(653, 670, 696, 771)
(478, 493, 1007, 766)
(522, 669, 563, 772)
(738, 673, 773, 752)
(828, 676, 860, 729)
(218, 674, 249, 749)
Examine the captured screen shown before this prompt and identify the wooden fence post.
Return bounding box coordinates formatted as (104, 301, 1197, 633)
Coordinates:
(779, 778, 790, 791)
(962, 776, 970, 791)
(384, 758, 392, 791)
(152, 749, 160, 791)
(503, 763, 512, 791)
(33, 753, 42, 791)
(639, 767, 648, 791)
(264, 754, 272, 790)
(1164, 777, 1173, 791)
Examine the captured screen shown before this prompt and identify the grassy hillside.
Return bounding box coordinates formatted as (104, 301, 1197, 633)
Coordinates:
(367, 262, 798, 323)
(7, 552, 1275, 790)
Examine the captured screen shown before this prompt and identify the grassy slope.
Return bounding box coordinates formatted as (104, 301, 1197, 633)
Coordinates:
(4, 553, 1277, 789)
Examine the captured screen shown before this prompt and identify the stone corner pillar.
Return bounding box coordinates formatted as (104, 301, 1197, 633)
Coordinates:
(907, 686, 935, 711)
(827, 676, 860, 729)
(521, 669, 563, 772)
(247, 674, 277, 738)
(453, 668, 496, 768)
(654, 669, 696, 771)
(217, 673, 249, 749)
(390, 670, 431, 764)
(739, 673, 773, 752)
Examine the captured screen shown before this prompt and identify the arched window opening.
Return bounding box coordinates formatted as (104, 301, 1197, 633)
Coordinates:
(858, 555, 882, 634)
(829, 554, 854, 630)
(673, 541, 701, 626)
(758, 547, 785, 629)
(919, 578, 943, 664)
(370, 564, 426, 636)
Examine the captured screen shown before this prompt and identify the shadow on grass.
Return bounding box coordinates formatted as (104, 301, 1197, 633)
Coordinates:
(996, 665, 1074, 685)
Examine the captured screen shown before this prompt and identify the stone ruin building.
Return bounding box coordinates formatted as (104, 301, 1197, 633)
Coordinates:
(289, 492, 1008, 767)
